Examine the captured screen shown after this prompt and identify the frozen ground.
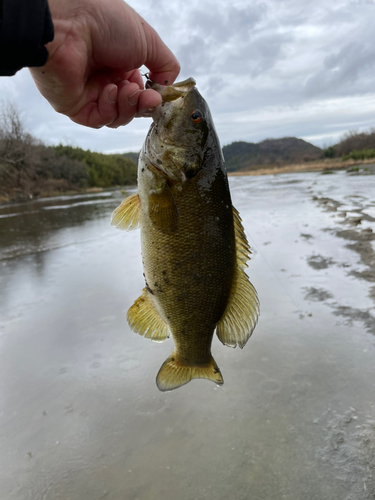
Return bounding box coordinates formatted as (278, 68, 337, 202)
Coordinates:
(1, 166, 375, 500)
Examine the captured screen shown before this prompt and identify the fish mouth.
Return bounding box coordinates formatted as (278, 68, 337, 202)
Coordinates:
(146, 78, 196, 102)
(146, 77, 196, 90)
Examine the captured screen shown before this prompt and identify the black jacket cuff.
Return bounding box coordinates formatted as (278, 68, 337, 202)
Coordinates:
(0, 0, 54, 76)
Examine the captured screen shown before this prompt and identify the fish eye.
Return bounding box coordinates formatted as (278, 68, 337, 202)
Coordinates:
(191, 110, 203, 124)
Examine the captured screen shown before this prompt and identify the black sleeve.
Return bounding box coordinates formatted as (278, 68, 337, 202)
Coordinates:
(0, 0, 54, 76)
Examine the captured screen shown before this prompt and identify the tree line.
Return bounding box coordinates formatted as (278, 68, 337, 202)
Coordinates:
(0, 103, 137, 202)
(2, 101, 375, 202)
(324, 129, 375, 160)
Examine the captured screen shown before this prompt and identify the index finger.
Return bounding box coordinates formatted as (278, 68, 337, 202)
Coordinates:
(142, 21, 180, 85)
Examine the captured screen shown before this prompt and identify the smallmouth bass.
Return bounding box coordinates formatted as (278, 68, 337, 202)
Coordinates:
(111, 78, 259, 391)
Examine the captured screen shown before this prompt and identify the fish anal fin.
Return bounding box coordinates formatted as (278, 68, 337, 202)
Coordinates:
(149, 183, 178, 234)
(111, 192, 141, 231)
(216, 206, 260, 348)
(156, 352, 223, 392)
(127, 289, 169, 342)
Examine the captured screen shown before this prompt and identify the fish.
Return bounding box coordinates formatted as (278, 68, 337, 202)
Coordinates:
(111, 77, 259, 391)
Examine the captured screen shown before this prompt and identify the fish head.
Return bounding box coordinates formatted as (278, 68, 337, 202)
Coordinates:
(144, 78, 213, 182)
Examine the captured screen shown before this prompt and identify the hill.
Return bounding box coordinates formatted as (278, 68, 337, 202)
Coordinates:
(223, 137, 323, 172)
(120, 138, 324, 173)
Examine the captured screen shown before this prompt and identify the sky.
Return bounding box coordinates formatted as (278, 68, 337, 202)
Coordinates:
(1, 0, 375, 153)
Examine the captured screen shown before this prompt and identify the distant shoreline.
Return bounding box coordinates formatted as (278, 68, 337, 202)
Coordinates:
(0, 187, 108, 206)
(228, 158, 375, 176)
(2, 159, 375, 206)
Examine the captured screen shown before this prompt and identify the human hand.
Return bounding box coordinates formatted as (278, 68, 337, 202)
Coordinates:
(29, 0, 180, 129)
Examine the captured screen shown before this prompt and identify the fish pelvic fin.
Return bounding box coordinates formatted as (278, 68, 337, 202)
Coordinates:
(156, 352, 224, 392)
(111, 192, 141, 231)
(216, 206, 260, 348)
(127, 289, 169, 342)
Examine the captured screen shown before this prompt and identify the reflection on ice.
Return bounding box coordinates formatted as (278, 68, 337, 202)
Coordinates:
(42, 198, 117, 210)
(363, 207, 375, 218)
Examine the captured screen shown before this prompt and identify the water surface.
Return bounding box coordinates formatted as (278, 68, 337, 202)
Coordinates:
(1, 170, 375, 499)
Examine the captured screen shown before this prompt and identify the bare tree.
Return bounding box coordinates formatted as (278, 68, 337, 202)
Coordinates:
(335, 128, 375, 156)
(0, 101, 37, 163)
(0, 102, 38, 191)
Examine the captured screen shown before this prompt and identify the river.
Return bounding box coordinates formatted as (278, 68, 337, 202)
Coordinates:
(1, 168, 375, 500)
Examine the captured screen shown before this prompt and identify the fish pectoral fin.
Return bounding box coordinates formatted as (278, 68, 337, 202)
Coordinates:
(156, 353, 223, 392)
(149, 184, 178, 233)
(111, 192, 141, 231)
(127, 288, 169, 342)
(216, 207, 260, 348)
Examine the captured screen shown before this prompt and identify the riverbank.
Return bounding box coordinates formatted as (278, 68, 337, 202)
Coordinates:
(0, 186, 101, 205)
(2, 158, 374, 206)
(228, 158, 375, 176)
(0, 186, 130, 206)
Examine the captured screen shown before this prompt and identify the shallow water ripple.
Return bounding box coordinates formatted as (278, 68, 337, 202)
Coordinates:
(1, 173, 375, 499)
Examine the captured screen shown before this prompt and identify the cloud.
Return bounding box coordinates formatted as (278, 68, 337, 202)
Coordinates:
(175, 2, 268, 77)
(0, 0, 374, 153)
(217, 31, 293, 77)
(176, 36, 213, 77)
(186, 2, 267, 42)
(304, 40, 375, 97)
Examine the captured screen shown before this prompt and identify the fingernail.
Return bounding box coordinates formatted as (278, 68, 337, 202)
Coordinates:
(128, 89, 142, 106)
(108, 85, 118, 104)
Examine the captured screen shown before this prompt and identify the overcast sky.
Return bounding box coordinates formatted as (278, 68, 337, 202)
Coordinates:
(1, 0, 375, 153)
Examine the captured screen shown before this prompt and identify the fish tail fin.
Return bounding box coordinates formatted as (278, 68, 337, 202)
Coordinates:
(156, 352, 224, 392)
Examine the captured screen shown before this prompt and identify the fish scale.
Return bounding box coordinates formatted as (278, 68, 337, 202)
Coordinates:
(141, 167, 235, 366)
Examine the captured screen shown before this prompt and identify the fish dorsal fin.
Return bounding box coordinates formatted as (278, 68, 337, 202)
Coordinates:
(216, 206, 260, 348)
(111, 192, 141, 231)
(149, 182, 178, 233)
(127, 288, 169, 342)
(156, 352, 223, 392)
